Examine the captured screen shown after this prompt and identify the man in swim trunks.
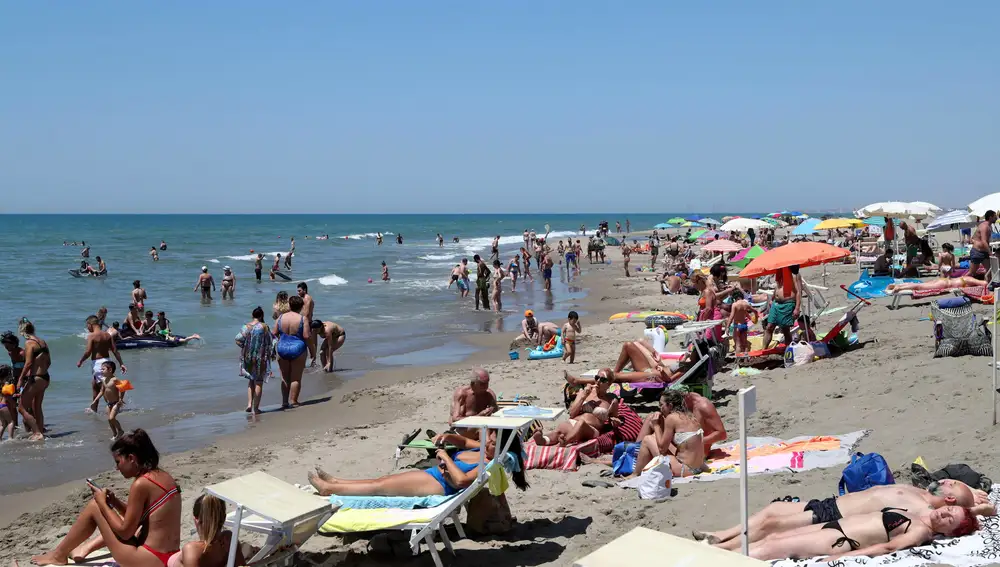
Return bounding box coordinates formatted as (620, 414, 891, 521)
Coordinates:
(78, 315, 127, 412)
(561, 311, 581, 363)
(699, 479, 992, 552)
(254, 253, 264, 282)
(194, 266, 215, 300)
(313, 320, 346, 372)
(490, 235, 500, 263)
(297, 282, 317, 366)
(449, 368, 498, 438)
(970, 210, 996, 280)
(899, 221, 921, 267)
(541, 254, 554, 291)
(761, 266, 801, 350)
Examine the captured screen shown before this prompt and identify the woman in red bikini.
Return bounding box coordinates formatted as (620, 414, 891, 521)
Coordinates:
(30, 429, 181, 567)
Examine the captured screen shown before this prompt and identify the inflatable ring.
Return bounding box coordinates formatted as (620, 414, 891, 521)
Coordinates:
(645, 315, 685, 330)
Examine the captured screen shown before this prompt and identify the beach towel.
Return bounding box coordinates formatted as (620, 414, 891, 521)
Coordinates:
(912, 285, 986, 300)
(618, 430, 868, 487)
(328, 494, 455, 511)
(772, 484, 1000, 567)
(524, 438, 599, 471)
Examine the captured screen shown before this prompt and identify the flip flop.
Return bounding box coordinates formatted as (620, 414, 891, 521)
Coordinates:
(400, 428, 421, 446)
(581, 480, 615, 489)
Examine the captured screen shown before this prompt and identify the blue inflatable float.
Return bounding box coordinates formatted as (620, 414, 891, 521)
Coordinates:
(527, 330, 564, 360)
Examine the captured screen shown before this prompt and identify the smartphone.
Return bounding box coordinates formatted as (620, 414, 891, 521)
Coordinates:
(86, 478, 102, 489)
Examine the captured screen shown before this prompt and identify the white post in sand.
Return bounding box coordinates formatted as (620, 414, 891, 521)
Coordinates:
(738, 386, 757, 556)
(991, 257, 998, 426)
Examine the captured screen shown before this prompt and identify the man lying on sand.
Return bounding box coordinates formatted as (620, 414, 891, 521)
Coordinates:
(696, 479, 994, 552)
(449, 368, 498, 437)
(887, 275, 984, 293)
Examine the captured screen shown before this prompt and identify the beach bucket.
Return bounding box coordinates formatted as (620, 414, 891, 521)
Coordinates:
(509, 351, 520, 360)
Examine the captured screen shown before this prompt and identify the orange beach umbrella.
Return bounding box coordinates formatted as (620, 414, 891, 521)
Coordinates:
(738, 242, 850, 278)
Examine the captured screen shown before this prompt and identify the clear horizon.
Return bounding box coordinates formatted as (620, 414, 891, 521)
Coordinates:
(2, 2, 997, 214)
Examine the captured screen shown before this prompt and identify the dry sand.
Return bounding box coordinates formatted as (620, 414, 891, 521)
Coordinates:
(3, 233, 999, 567)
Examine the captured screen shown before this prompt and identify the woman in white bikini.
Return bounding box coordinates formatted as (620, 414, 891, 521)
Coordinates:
(630, 390, 707, 478)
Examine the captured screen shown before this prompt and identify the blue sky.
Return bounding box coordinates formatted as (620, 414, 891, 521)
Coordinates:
(1, 2, 997, 214)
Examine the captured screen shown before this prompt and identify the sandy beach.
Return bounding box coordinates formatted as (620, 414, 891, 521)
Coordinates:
(4, 232, 999, 567)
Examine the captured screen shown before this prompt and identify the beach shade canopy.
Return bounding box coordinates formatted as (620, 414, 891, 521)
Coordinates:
(814, 218, 866, 230)
(862, 217, 886, 227)
(687, 229, 709, 241)
(681, 221, 704, 228)
(703, 239, 744, 253)
(698, 217, 722, 226)
(968, 193, 1000, 217)
(858, 201, 932, 220)
(696, 230, 726, 240)
(653, 223, 675, 229)
(719, 217, 771, 232)
(667, 217, 687, 225)
(730, 245, 768, 269)
(739, 242, 851, 278)
(926, 209, 975, 231)
(791, 218, 822, 235)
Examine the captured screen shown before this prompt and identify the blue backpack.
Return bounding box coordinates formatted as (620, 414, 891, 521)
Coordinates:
(839, 452, 894, 495)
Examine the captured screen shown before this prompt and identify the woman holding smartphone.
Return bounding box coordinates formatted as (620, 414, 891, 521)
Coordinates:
(29, 429, 182, 567)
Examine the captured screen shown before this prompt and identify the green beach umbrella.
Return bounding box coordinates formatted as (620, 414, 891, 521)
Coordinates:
(759, 217, 782, 226)
(687, 229, 709, 242)
(730, 245, 768, 269)
(667, 217, 687, 225)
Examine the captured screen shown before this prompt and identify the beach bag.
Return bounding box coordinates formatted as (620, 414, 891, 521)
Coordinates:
(839, 452, 894, 495)
(638, 458, 673, 500)
(611, 442, 641, 477)
(783, 342, 814, 367)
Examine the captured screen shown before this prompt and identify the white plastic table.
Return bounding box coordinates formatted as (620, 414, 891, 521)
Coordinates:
(573, 527, 769, 566)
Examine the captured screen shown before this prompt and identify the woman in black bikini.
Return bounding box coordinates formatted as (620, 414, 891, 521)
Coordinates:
(748, 505, 977, 561)
(30, 429, 182, 567)
(15, 318, 49, 440)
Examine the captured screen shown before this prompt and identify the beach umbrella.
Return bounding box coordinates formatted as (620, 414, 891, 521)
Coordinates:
(814, 218, 866, 230)
(719, 218, 770, 232)
(681, 221, 704, 228)
(653, 223, 675, 230)
(909, 201, 942, 213)
(698, 217, 722, 226)
(926, 210, 975, 232)
(791, 218, 822, 235)
(721, 215, 740, 222)
(758, 217, 786, 227)
(730, 245, 768, 269)
(685, 216, 702, 221)
(862, 217, 886, 227)
(687, 229, 709, 242)
(739, 242, 850, 278)
(796, 214, 810, 219)
(667, 217, 687, 225)
(703, 239, 743, 254)
(768, 213, 782, 218)
(784, 211, 803, 217)
(968, 193, 1000, 217)
(858, 201, 931, 220)
(696, 230, 726, 241)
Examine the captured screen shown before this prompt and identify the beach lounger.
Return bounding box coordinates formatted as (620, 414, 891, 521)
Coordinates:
(204, 472, 335, 567)
(573, 527, 769, 567)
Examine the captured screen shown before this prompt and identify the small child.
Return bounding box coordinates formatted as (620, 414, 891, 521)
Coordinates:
(562, 311, 582, 363)
(381, 261, 390, 282)
(0, 365, 15, 440)
(727, 299, 756, 356)
(93, 361, 128, 440)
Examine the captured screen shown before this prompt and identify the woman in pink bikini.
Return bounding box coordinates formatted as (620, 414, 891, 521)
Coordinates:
(29, 429, 181, 567)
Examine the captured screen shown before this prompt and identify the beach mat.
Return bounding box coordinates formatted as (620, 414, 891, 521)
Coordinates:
(619, 430, 869, 487)
(524, 438, 600, 471)
(772, 483, 1000, 567)
(847, 275, 921, 299)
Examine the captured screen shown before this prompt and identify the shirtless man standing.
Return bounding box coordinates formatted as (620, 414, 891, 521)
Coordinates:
(297, 282, 317, 365)
(449, 368, 498, 437)
(77, 315, 127, 412)
(254, 254, 264, 283)
(194, 267, 215, 301)
(700, 479, 992, 552)
(970, 210, 996, 280)
(761, 266, 801, 350)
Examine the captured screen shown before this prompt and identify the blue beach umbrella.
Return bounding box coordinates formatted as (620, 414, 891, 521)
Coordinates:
(791, 218, 822, 235)
(698, 217, 723, 226)
(653, 223, 675, 229)
(862, 217, 886, 227)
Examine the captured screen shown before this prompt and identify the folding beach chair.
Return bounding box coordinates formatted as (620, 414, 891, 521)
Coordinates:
(205, 471, 335, 567)
(857, 236, 882, 277)
(573, 527, 768, 567)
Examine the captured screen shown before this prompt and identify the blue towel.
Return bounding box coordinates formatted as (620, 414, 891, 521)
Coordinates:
(502, 406, 556, 418)
(329, 493, 455, 510)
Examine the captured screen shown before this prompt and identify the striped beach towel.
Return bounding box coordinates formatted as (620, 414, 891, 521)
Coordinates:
(524, 438, 599, 471)
(912, 285, 985, 300)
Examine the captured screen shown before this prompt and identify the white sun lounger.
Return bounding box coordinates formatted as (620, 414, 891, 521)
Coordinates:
(205, 471, 335, 567)
(573, 527, 769, 567)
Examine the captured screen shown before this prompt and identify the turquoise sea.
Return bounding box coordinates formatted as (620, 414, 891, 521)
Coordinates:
(0, 212, 766, 492)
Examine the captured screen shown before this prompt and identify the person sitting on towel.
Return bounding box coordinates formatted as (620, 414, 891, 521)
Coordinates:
(697, 479, 993, 553)
(746, 505, 977, 561)
(628, 390, 708, 478)
(307, 428, 528, 497)
(636, 388, 726, 454)
(887, 276, 984, 293)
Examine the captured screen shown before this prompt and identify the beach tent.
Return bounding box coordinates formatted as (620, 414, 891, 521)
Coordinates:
(926, 210, 975, 232)
(729, 245, 768, 269)
(653, 223, 675, 230)
(698, 217, 722, 226)
(667, 217, 687, 225)
(791, 218, 822, 236)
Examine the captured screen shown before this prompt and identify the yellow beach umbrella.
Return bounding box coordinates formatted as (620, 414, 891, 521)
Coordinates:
(814, 218, 865, 230)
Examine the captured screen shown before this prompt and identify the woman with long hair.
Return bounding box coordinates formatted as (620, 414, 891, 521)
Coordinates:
(273, 295, 310, 409)
(308, 429, 529, 497)
(271, 291, 290, 322)
(166, 494, 243, 567)
(235, 306, 273, 414)
(31, 429, 182, 567)
(16, 318, 50, 440)
(630, 390, 707, 478)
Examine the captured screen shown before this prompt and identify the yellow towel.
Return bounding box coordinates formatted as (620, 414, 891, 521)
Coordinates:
(488, 467, 509, 496)
(319, 507, 441, 534)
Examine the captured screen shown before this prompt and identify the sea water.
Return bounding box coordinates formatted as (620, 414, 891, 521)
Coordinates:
(0, 212, 735, 492)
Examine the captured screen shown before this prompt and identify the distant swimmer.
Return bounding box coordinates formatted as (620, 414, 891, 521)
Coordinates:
(452, 236, 460, 243)
(78, 314, 127, 412)
(376, 232, 383, 246)
(148, 247, 159, 261)
(95, 256, 107, 275)
(437, 233, 444, 247)
(284, 237, 295, 270)
(81, 242, 90, 258)
(221, 266, 236, 299)
(313, 320, 346, 372)
(254, 253, 264, 282)
(381, 261, 390, 282)
(270, 253, 282, 280)
(194, 266, 215, 301)
(159, 240, 167, 250)
(396, 233, 404, 245)
(131, 280, 147, 311)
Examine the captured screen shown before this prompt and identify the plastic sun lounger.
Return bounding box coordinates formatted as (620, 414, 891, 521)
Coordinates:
(205, 471, 336, 567)
(889, 286, 979, 310)
(573, 527, 768, 567)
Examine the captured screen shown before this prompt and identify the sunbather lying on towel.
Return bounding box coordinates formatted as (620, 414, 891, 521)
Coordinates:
(697, 479, 993, 552)
(533, 373, 619, 446)
(628, 390, 707, 478)
(887, 275, 983, 293)
(747, 505, 977, 561)
(308, 429, 528, 497)
(564, 342, 694, 384)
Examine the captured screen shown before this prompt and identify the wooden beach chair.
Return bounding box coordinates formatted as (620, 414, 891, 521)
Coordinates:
(573, 527, 768, 567)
